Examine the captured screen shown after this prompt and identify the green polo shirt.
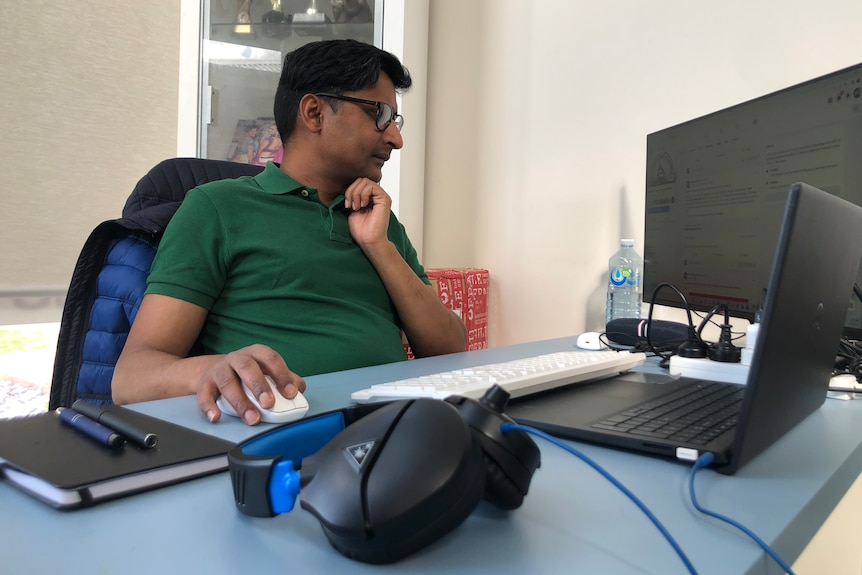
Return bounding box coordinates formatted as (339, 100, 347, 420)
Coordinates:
(146, 162, 429, 376)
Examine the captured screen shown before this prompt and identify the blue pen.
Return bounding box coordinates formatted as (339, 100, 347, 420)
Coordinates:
(57, 407, 126, 449)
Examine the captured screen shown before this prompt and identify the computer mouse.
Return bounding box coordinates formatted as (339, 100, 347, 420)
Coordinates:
(576, 331, 607, 350)
(217, 375, 309, 424)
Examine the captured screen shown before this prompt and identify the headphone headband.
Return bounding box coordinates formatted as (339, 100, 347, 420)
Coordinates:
(226, 389, 540, 564)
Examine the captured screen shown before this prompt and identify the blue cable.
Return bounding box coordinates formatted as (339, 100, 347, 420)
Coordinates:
(688, 453, 795, 575)
(501, 422, 698, 575)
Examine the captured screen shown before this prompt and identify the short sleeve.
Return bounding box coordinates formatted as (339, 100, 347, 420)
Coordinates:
(145, 189, 228, 310)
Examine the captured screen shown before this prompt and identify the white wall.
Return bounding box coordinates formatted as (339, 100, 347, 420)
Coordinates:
(424, 0, 862, 347)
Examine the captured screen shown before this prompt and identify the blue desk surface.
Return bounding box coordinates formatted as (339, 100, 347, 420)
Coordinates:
(3, 336, 862, 574)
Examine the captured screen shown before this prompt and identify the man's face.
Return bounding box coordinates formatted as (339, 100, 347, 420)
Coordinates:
(319, 73, 404, 185)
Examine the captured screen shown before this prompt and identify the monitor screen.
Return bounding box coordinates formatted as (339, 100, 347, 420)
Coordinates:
(643, 63, 862, 338)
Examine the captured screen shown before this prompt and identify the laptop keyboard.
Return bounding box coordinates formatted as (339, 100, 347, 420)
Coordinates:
(350, 350, 646, 403)
(591, 381, 745, 445)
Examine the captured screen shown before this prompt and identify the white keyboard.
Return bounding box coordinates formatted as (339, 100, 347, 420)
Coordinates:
(350, 350, 646, 403)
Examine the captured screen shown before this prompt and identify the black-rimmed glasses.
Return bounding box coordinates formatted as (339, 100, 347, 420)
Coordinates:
(314, 92, 404, 132)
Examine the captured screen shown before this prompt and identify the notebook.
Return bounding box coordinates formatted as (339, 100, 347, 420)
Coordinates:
(0, 405, 235, 509)
(506, 182, 862, 475)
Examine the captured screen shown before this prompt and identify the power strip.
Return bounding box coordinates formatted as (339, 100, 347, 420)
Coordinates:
(668, 356, 749, 384)
(669, 322, 759, 384)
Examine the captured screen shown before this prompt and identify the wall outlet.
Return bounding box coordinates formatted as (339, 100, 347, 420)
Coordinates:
(669, 356, 749, 384)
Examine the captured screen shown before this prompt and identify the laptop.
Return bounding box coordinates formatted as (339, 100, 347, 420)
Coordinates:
(506, 182, 862, 475)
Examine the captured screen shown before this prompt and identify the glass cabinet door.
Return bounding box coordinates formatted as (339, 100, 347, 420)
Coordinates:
(200, 0, 383, 162)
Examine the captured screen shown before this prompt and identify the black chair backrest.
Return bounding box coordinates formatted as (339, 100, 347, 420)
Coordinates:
(49, 158, 264, 410)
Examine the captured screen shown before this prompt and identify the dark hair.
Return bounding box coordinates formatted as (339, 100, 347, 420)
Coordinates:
(273, 39, 412, 141)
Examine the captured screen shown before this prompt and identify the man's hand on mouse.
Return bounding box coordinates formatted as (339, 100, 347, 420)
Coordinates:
(196, 344, 306, 425)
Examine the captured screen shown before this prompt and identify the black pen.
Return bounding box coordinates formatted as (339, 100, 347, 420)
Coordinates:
(71, 400, 159, 449)
(57, 408, 126, 449)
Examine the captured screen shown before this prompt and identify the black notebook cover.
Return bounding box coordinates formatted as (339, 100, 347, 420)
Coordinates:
(0, 406, 235, 509)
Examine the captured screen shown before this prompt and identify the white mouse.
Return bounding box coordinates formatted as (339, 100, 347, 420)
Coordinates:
(576, 331, 607, 351)
(217, 375, 309, 424)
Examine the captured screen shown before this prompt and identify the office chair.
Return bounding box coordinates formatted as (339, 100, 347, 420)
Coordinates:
(48, 158, 264, 410)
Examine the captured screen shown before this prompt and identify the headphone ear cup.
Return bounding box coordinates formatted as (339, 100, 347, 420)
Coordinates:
(445, 386, 541, 511)
(299, 399, 487, 564)
(480, 449, 529, 510)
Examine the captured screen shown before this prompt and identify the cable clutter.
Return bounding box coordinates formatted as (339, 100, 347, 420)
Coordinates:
(829, 285, 862, 390)
(604, 282, 746, 369)
(833, 337, 862, 381)
(605, 280, 862, 390)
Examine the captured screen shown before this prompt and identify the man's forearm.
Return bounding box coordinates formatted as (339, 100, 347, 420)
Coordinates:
(362, 241, 467, 357)
(112, 350, 216, 404)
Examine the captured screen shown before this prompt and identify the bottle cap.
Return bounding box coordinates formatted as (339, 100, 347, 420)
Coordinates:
(620, 239, 634, 247)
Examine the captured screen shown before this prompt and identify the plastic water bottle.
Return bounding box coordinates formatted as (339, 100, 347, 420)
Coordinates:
(606, 239, 643, 323)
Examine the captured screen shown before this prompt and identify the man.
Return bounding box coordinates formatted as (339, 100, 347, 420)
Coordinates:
(112, 40, 467, 424)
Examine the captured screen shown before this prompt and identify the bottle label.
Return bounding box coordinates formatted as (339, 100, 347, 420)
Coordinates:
(610, 267, 636, 287)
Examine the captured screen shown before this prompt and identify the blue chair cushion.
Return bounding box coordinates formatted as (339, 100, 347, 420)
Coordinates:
(74, 236, 157, 404)
(48, 158, 264, 410)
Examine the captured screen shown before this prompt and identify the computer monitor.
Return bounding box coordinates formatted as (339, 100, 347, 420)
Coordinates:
(643, 62, 862, 338)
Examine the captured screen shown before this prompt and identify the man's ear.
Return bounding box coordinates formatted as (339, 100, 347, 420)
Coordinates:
(298, 94, 324, 133)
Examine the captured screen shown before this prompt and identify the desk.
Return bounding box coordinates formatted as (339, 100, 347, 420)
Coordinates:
(3, 336, 862, 574)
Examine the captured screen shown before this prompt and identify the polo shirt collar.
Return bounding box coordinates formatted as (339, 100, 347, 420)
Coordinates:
(255, 161, 307, 196)
(254, 162, 352, 243)
(254, 161, 347, 209)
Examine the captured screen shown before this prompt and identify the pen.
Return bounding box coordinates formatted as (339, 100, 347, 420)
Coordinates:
(57, 407, 126, 449)
(71, 400, 159, 449)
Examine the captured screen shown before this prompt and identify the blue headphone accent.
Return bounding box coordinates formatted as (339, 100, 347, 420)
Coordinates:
(240, 411, 348, 513)
(228, 403, 390, 517)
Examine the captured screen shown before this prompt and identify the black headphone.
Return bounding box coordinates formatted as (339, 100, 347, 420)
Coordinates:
(227, 385, 541, 564)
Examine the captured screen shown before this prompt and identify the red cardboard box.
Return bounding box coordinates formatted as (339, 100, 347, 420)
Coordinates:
(404, 268, 489, 358)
